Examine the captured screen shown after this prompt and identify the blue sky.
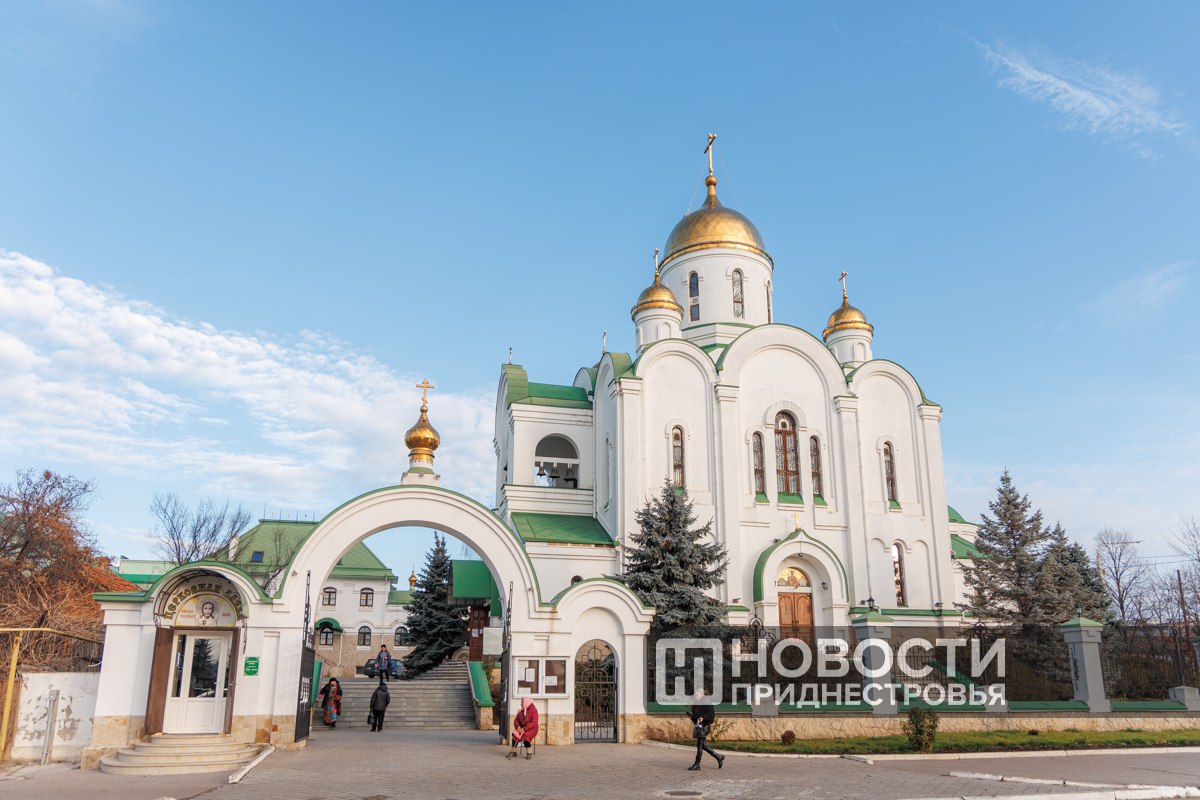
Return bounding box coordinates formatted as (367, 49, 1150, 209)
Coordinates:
(1, 1, 1197, 576)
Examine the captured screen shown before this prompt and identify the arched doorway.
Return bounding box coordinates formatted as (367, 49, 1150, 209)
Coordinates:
(776, 564, 814, 642)
(574, 639, 617, 742)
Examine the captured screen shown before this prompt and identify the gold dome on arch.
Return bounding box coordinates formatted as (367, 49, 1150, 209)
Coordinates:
(823, 297, 874, 340)
(661, 175, 771, 268)
(631, 274, 683, 318)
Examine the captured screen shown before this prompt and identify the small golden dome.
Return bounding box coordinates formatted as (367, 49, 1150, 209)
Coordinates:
(631, 272, 682, 318)
(404, 401, 441, 465)
(661, 175, 770, 268)
(408, 570, 417, 588)
(823, 296, 874, 340)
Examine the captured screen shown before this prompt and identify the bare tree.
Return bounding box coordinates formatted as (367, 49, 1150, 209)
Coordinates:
(1169, 516, 1200, 631)
(150, 493, 252, 565)
(1096, 528, 1147, 623)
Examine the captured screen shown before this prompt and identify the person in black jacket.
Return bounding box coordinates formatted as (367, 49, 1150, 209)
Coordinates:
(369, 679, 391, 732)
(687, 690, 724, 770)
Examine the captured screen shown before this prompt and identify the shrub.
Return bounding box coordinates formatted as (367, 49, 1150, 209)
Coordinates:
(902, 707, 939, 753)
(1028, 729, 1039, 736)
(781, 730, 796, 745)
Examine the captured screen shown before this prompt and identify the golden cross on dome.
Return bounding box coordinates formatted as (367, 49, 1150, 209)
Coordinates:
(653, 247, 661, 279)
(602, 330, 607, 354)
(838, 271, 849, 301)
(704, 133, 717, 176)
(416, 379, 435, 404)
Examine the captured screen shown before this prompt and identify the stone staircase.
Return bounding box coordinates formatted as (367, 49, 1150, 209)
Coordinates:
(99, 733, 263, 775)
(328, 662, 476, 730)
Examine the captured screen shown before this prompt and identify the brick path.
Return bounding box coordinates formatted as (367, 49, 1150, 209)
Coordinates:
(3, 729, 1198, 800)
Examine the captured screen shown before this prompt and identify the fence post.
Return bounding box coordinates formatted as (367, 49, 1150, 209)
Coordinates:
(1168, 686, 1200, 711)
(1059, 616, 1110, 713)
(851, 610, 896, 715)
(39, 689, 60, 765)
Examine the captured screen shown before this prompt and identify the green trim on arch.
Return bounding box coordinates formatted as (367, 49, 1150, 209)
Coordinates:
(843, 359, 940, 408)
(314, 617, 342, 631)
(752, 527, 850, 603)
(548, 576, 654, 611)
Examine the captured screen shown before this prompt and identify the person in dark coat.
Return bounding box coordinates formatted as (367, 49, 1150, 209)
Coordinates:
(506, 697, 539, 759)
(376, 645, 392, 682)
(319, 678, 342, 728)
(687, 690, 724, 770)
(369, 679, 390, 731)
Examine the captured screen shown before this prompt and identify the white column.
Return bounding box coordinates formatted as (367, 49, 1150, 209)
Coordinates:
(917, 404, 956, 605)
(712, 383, 740, 608)
(834, 395, 870, 605)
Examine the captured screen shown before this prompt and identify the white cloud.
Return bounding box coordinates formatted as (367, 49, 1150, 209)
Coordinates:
(978, 41, 1189, 157)
(1089, 262, 1191, 320)
(0, 249, 497, 515)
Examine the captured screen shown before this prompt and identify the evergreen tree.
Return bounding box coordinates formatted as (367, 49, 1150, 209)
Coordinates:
(402, 533, 467, 677)
(1041, 524, 1111, 624)
(616, 481, 728, 632)
(961, 471, 1052, 628)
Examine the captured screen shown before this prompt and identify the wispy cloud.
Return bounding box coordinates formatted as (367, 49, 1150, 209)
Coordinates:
(1089, 262, 1191, 320)
(0, 250, 496, 514)
(977, 41, 1189, 157)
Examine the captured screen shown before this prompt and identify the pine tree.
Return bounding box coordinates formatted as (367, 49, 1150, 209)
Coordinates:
(961, 471, 1052, 628)
(616, 481, 728, 632)
(402, 533, 467, 677)
(1041, 524, 1111, 624)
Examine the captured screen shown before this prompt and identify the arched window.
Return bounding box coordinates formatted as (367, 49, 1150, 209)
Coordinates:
(359, 588, 374, 607)
(883, 442, 898, 504)
(322, 587, 336, 606)
(892, 543, 907, 606)
(809, 436, 823, 499)
(357, 625, 372, 647)
(318, 627, 333, 646)
(534, 434, 579, 488)
(751, 432, 765, 496)
(671, 426, 686, 487)
(774, 412, 800, 497)
(394, 626, 408, 647)
(732, 270, 744, 318)
(688, 272, 700, 321)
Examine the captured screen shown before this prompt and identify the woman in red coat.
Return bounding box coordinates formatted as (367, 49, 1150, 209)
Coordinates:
(319, 678, 342, 727)
(507, 697, 538, 759)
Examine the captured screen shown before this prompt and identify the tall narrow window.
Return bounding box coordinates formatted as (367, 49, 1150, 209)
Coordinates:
(688, 272, 700, 321)
(774, 412, 800, 496)
(809, 436, 823, 498)
(360, 588, 374, 607)
(732, 270, 744, 318)
(751, 432, 765, 495)
(883, 443, 898, 504)
(357, 626, 372, 647)
(892, 543, 907, 606)
(671, 426, 686, 487)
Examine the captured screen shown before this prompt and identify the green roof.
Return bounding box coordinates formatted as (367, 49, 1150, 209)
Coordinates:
(500, 364, 592, 409)
(950, 533, 987, 560)
(450, 560, 501, 608)
(510, 512, 614, 545)
(387, 589, 414, 605)
(947, 505, 975, 525)
(226, 520, 397, 582)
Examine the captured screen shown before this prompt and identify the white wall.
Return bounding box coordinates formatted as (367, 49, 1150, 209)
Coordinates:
(12, 672, 100, 763)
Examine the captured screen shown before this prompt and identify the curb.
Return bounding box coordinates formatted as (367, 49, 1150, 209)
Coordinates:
(228, 745, 275, 784)
(896, 789, 1200, 800)
(641, 740, 842, 759)
(643, 742, 1200, 763)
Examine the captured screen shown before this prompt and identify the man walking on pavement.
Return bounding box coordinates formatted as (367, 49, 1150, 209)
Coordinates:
(370, 678, 390, 732)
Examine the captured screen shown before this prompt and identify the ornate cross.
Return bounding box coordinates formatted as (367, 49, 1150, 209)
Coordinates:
(416, 379, 435, 404)
(653, 247, 661, 279)
(838, 271, 848, 301)
(602, 330, 607, 354)
(508, 346, 513, 365)
(704, 133, 717, 176)
(793, 511, 801, 531)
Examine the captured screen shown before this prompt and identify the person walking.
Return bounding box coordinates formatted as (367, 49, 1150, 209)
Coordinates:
(318, 678, 342, 728)
(687, 690, 724, 771)
(506, 697, 538, 759)
(376, 645, 392, 682)
(369, 678, 390, 732)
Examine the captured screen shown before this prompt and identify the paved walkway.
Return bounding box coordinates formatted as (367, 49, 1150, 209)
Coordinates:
(3, 728, 1199, 800)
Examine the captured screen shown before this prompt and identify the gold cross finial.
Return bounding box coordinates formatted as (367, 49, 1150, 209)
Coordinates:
(838, 271, 848, 302)
(653, 247, 661, 281)
(602, 330, 607, 354)
(416, 379, 435, 405)
(704, 133, 717, 176)
(508, 347, 512, 365)
(793, 511, 801, 530)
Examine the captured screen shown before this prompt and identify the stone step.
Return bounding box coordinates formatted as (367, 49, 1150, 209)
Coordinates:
(99, 754, 256, 775)
(113, 746, 257, 765)
(148, 733, 235, 745)
(132, 740, 254, 756)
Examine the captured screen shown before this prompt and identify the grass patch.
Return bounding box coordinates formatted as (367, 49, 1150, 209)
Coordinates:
(673, 728, 1200, 755)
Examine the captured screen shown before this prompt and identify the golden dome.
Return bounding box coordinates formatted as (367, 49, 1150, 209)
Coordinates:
(408, 570, 417, 588)
(631, 272, 682, 318)
(404, 400, 441, 466)
(823, 295, 874, 340)
(661, 175, 770, 268)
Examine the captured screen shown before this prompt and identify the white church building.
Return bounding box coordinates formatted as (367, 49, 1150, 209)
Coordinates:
(84, 151, 982, 765)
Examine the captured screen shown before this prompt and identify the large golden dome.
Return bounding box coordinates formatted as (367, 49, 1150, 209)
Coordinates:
(823, 296, 874, 339)
(631, 272, 682, 318)
(661, 175, 770, 268)
(404, 401, 441, 465)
